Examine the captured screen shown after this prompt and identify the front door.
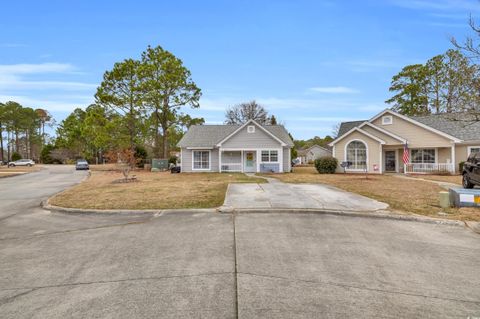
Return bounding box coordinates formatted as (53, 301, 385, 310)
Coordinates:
(385, 151, 396, 172)
(244, 151, 256, 173)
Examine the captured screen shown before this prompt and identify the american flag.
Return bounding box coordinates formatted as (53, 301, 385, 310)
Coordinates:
(403, 143, 409, 164)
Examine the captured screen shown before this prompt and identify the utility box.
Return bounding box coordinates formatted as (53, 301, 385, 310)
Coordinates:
(438, 191, 450, 208)
(449, 187, 480, 208)
(151, 159, 169, 171)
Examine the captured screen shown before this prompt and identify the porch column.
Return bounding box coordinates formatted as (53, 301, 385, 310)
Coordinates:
(279, 148, 283, 173)
(241, 150, 244, 173)
(218, 148, 222, 172)
(256, 150, 261, 172)
(451, 144, 456, 174)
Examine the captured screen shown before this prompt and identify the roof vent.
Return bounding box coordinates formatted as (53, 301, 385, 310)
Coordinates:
(247, 125, 255, 133)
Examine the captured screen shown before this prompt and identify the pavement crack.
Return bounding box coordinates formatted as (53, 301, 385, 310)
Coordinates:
(237, 272, 480, 305)
(0, 272, 234, 293)
(0, 288, 39, 306)
(0, 220, 152, 241)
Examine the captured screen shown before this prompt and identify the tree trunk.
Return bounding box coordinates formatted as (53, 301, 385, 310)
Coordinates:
(0, 122, 3, 162)
(153, 108, 161, 158)
(7, 130, 10, 161)
(162, 124, 168, 159)
(15, 130, 19, 154)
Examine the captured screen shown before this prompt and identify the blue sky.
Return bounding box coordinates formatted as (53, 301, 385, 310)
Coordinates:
(0, 0, 478, 139)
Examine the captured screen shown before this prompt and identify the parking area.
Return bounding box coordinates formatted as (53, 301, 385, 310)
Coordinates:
(224, 178, 389, 211)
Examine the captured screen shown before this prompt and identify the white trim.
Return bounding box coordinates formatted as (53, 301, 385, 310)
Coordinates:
(467, 146, 480, 156)
(288, 148, 291, 172)
(216, 119, 287, 147)
(359, 122, 407, 143)
(368, 109, 462, 143)
(329, 127, 386, 146)
(186, 146, 214, 150)
(332, 145, 336, 158)
(409, 148, 437, 165)
(180, 148, 183, 171)
(344, 139, 369, 172)
(218, 148, 222, 172)
(381, 115, 393, 125)
(378, 147, 383, 174)
(192, 150, 211, 171)
(241, 150, 244, 172)
(451, 144, 456, 173)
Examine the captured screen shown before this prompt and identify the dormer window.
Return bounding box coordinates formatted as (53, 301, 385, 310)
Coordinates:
(247, 125, 255, 133)
(382, 115, 393, 125)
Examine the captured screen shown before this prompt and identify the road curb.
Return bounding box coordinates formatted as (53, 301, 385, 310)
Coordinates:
(221, 207, 465, 227)
(41, 200, 218, 216)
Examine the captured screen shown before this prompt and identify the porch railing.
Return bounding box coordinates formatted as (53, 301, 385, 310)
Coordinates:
(221, 163, 242, 172)
(405, 163, 454, 174)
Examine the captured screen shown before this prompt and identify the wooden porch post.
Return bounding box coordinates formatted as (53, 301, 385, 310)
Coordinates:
(219, 148, 222, 172)
(451, 144, 456, 174)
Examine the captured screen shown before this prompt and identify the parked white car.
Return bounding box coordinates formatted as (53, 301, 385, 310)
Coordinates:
(8, 159, 35, 167)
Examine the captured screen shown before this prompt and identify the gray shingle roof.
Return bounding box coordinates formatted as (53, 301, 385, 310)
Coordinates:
(337, 120, 365, 137)
(412, 113, 480, 141)
(177, 124, 294, 148)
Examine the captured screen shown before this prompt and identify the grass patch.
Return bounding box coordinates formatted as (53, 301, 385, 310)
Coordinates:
(0, 165, 42, 177)
(50, 170, 265, 210)
(409, 174, 462, 185)
(261, 167, 480, 221)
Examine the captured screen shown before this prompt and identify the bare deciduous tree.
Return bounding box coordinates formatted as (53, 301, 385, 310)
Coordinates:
(225, 100, 271, 124)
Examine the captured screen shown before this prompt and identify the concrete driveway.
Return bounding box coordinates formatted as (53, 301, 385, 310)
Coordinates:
(1, 166, 479, 318)
(224, 177, 388, 211)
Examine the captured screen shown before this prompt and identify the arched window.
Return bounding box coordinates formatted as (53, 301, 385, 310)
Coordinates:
(346, 140, 367, 170)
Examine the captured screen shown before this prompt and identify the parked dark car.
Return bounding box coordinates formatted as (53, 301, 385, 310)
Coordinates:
(75, 159, 89, 170)
(462, 152, 480, 188)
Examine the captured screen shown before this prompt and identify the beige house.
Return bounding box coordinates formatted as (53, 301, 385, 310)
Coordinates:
(329, 109, 480, 174)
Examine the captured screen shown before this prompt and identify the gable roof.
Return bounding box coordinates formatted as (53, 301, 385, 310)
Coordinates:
(332, 108, 469, 146)
(359, 122, 407, 143)
(177, 121, 294, 148)
(297, 144, 332, 156)
(329, 127, 386, 146)
(412, 112, 480, 141)
(216, 119, 287, 146)
(337, 120, 366, 137)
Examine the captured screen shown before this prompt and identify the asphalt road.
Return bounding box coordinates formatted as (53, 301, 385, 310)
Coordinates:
(0, 166, 479, 318)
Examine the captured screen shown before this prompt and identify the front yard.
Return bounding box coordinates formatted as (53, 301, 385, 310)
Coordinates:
(50, 169, 265, 210)
(0, 165, 42, 178)
(262, 167, 480, 221)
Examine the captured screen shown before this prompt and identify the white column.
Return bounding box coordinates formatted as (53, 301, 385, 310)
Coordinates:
(451, 144, 456, 174)
(279, 148, 283, 173)
(378, 147, 383, 174)
(241, 150, 244, 173)
(218, 148, 222, 172)
(256, 150, 261, 172)
(288, 148, 291, 172)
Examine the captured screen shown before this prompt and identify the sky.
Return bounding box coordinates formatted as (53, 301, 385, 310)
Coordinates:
(1, 0, 479, 139)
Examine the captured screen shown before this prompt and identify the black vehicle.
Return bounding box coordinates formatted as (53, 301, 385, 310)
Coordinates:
(75, 159, 89, 170)
(462, 152, 480, 189)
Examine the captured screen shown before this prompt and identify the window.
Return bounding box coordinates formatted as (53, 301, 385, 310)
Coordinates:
(468, 146, 480, 156)
(346, 141, 367, 170)
(247, 125, 255, 133)
(261, 150, 278, 162)
(411, 149, 435, 164)
(382, 115, 393, 125)
(193, 151, 210, 170)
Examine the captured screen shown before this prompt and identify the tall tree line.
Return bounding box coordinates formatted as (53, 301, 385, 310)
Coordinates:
(386, 49, 480, 116)
(55, 45, 203, 162)
(0, 101, 52, 162)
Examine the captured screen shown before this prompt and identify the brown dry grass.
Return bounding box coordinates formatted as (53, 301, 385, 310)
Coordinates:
(0, 165, 42, 177)
(261, 167, 480, 221)
(409, 174, 462, 185)
(50, 170, 265, 210)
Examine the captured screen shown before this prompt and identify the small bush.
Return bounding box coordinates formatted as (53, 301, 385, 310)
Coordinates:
(314, 156, 338, 174)
(168, 155, 178, 165)
(459, 161, 465, 172)
(11, 152, 21, 161)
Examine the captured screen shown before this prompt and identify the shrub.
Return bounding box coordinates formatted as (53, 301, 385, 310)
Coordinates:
(11, 152, 21, 161)
(40, 144, 56, 164)
(314, 156, 338, 174)
(168, 155, 178, 165)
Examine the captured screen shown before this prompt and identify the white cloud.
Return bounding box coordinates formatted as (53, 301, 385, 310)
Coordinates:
(389, 0, 480, 12)
(0, 63, 76, 75)
(309, 86, 360, 94)
(0, 77, 97, 91)
(0, 43, 27, 48)
(0, 94, 93, 112)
